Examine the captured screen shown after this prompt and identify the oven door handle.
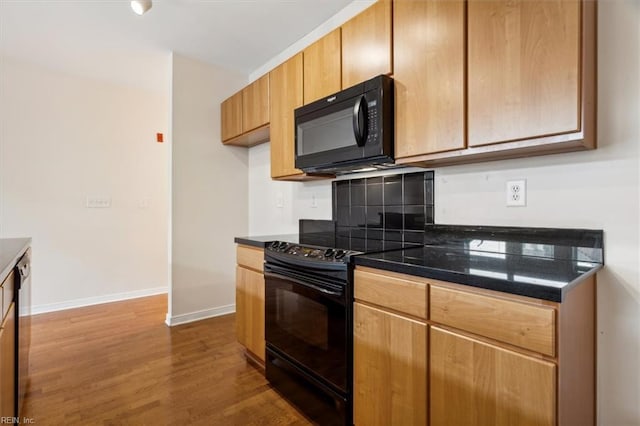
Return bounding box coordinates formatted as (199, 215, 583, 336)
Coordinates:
(264, 271, 344, 297)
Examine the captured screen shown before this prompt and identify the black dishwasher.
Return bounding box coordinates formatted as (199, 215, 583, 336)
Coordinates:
(15, 252, 31, 418)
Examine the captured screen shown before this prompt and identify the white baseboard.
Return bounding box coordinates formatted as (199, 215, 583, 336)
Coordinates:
(30, 286, 168, 315)
(165, 304, 235, 326)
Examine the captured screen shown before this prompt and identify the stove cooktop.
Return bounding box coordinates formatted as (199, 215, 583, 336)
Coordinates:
(266, 235, 423, 266)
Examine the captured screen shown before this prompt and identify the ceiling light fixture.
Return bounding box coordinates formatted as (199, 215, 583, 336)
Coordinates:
(131, 0, 152, 15)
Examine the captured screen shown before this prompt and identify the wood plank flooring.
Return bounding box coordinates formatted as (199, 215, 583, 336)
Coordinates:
(23, 295, 311, 425)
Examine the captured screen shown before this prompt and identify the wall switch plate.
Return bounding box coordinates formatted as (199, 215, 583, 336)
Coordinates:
(86, 196, 112, 208)
(506, 180, 526, 207)
(311, 194, 317, 208)
(276, 193, 284, 209)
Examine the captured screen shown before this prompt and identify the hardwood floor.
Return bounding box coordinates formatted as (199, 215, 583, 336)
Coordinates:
(23, 295, 311, 425)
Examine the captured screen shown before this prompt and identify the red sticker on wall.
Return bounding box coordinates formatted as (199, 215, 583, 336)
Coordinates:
(156, 133, 164, 143)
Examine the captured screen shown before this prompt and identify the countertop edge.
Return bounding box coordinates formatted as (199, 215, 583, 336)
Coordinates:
(559, 264, 604, 298)
(234, 237, 269, 248)
(0, 238, 31, 285)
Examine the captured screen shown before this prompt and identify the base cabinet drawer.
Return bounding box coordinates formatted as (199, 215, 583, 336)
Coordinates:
(430, 285, 556, 356)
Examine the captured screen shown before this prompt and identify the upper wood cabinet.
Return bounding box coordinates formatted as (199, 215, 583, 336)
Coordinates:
(221, 91, 243, 142)
(394, 0, 465, 159)
(303, 28, 342, 104)
(270, 54, 305, 179)
(221, 74, 270, 147)
(396, 0, 595, 167)
(242, 74, 270, 133)
(341, 0, 393, 88)
(270, 54, 333, 181)
(468, 0, 581, 147)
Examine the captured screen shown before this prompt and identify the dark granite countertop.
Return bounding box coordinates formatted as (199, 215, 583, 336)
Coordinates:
(235, 224, 604, 303)
(0, 238, 31, 285)
(354, 225, 604, 302)
(354, 245, 601, 302)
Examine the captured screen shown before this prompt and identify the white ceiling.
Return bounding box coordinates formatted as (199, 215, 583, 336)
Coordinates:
(0, 0, 356, 92)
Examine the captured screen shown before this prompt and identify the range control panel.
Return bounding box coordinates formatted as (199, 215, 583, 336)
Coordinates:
(266, 241, 359, 263)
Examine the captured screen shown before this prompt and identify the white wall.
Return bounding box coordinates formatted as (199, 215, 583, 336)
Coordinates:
(247, 1, 640, 424)
(248, 143, 332, 235)
(0, 55, 170, 313)
(169, 53, 249, 324)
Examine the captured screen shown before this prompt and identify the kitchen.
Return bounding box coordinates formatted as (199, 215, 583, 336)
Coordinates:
(0, 0, 638, 425)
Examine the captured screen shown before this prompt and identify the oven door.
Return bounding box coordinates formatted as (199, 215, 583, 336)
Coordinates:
(264, 269, 347, 393)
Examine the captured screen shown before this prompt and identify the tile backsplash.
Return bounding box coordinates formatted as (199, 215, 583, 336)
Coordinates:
(332, 171, 434, 250)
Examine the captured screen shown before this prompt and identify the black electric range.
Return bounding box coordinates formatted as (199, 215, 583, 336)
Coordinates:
(260, 225, 421, 426)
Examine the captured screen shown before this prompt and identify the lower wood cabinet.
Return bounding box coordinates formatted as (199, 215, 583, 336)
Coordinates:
(353, 302, 426, 426)
(235, 245, 265, 364)
(429, 326, 555, 426)
(0, 302, 15, 418)
(353, 266, 595, 426)
(354, 267, 428, 425)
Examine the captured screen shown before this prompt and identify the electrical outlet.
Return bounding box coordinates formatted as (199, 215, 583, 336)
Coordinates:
(506, 180, 526, 207)
(311, 194, 317, 208)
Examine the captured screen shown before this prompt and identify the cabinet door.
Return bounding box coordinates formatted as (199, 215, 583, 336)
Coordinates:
(341, 0, 392, 88)
(221, 91, 243, 142)
(0, 303, 15, 418)
(354, 302, 426, 426)
(235, 266, 265, 361)
(430, 326, 555, 426)
(394, 0, 465, 158)
(242, 74, 270, 133)
(270, 53, 304, 179)
(303, 28, 341, 104)
(468, 0, 581, 146)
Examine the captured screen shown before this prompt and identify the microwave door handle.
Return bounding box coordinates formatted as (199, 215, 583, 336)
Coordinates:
(352, 96, 369, 147)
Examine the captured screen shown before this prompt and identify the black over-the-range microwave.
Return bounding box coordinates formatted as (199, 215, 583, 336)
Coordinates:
(294, 74, 394, 174)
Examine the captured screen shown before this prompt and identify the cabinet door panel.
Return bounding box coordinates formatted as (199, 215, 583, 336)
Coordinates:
(430, 326, 555, 426)
(242, 74, 269, 132)
(394, 0, 465, 158)
(270, 53, 304, 179)
(354, 302, 426, 426)
(0, 303, 15, 418)
(303, 28, 341, 104)
(221, 91, 243, 142)
(468, 0, 581, 146)
(341, 0, 392, 88)
(235, 266, 265, 361)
